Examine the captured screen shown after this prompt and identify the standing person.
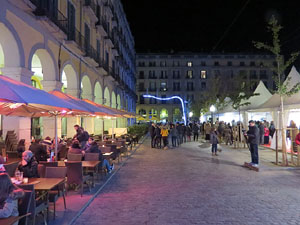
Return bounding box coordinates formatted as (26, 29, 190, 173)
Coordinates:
(0, 173, 24, 221)
(149, 123, 156, 148)
(182, 124, 187, 143)
(264, 126, 270, 145)
(74, 125, 89, 149)
(204, 123, 211, 141)
(269, 121, 276, 138)
(154, 124, 162, 149)
(186, 125, 192, 142)
(170, 124, 178, 147)
(161, 125, 169, 150)
(177, 123, 184, 145)
(245, 120, 260, 168)
(224, 125, 232, 145)
(210, 127, 219, 156)
(192, 123, 199, 141)
(258, 122, 265, 145)
(31, 139, 48, 162)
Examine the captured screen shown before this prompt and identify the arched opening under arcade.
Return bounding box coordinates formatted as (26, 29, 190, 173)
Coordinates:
(61, 64, 79, 137)
(160, 108, 169, 123)
(94, 82, 103, 135)
(81, 75, 94, 134)
(30, 49, 56, 139)
(103, 87, 111, 132)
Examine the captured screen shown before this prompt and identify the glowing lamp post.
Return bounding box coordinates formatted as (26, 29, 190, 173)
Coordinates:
(143, 94, 187, 125)
(210, 105, 216, 124)
(189, 111, 193, 118)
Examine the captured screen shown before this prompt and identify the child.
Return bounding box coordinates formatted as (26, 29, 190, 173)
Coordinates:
(0, 173, 24, 220)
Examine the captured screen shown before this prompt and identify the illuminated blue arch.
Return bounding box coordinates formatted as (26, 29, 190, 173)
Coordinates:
(143, 94, 187, 125)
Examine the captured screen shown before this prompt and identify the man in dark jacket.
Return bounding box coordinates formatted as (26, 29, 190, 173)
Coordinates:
(74, 125, 89, 148)
(192, 123, 200, 141)
(258, 122, 265, 144)
(246, 120, 260, 167)
(149, 123, 156, 148)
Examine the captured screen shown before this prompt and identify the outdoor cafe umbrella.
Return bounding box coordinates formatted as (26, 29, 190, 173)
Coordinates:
(0, 75, 90, 159)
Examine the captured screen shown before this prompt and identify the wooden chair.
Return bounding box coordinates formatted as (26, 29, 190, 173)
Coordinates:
(21, 184, 48, 225)
(4, 161, 19, 177)
(45, 167, 67, 219)
(84, 153, 99, 161)
(65, 162, 91, 197)
(18, 190, 33, 225)
(67, 153, 82, 161)
(58, 145, 68, 160)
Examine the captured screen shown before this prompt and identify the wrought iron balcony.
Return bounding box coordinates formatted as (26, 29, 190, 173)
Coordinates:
(68, 28, 86, 52)
(31, 0, 68, 35)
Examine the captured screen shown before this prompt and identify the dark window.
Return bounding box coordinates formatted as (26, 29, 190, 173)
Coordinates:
(139, 95, 144, 104)
(139, 71, 144, 79)
(173, 82, 180, 91)
(138, 83, 145, 91)
(214, 61, 219, 66)
(260, 70, 267, 79)
(96, 39, 100, 61)
(240, 61, 245, 66)
(67, 2, 76, 40)
(84, 24, 90, 53)
(201, 82, 206, 89)
(250, 70, 257, 79)
(250, 61, 255, 66)
(227, 61, 232, 66)
(187, 82, 194, 91)
(201, 61, 206, 66)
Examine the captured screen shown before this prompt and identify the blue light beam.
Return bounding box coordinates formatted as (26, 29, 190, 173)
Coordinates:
(143, 94, 187, 125)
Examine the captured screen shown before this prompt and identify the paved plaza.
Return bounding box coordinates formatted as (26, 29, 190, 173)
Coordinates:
(74, 138, 300, 225)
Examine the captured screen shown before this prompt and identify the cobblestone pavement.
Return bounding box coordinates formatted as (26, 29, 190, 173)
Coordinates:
(75, 138, 300, 225)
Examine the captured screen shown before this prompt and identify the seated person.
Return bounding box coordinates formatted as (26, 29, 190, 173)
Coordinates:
(18, 151, 39, 178)
(17, 139, 26, 158)
(30, 139, 48, 162)
(0, 156, 6, 173)
(68, 140, 84, 155)
(84, 138, 114, 173)
(0, 173, 24, 219)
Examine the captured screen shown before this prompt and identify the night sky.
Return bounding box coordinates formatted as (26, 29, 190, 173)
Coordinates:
(121, 0, 300, 57)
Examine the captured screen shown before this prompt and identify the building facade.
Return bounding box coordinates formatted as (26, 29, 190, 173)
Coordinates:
(0, 0, 136, 142)
(136, 53, 275, 123)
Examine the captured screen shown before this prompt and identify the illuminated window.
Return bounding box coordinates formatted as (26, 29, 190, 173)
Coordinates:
(200, 71, 207, 79)
(187, 61, 193, 67)
(186, 70, 193, 79)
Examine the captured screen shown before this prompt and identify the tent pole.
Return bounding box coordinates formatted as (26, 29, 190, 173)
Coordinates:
(55, 114, 58, 161)
(102, 118, 104, 141)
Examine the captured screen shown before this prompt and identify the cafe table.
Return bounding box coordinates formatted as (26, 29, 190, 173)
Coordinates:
(0, 214, 30, 225)
(19, 178, 65, 191)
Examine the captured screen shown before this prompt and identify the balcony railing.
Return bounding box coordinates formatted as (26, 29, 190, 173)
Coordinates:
(96, 16, 108, 33)
(85, 45, 97, 61)
(31, 0, 68, 35)
(68, 28, 86, 52)
(84, 0, 97, 16)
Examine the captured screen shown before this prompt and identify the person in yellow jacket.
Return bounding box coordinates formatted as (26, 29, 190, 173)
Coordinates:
(161, 125, 169, 149)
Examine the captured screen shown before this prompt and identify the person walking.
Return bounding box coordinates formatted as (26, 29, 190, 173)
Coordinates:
(210, 127, 219, 156)
(170, 124, 178, 147)
(245, 120, 260, 168)
(149, 123, 156, 148)
(269, 121, 276, 138)
(161, 125, 169, 150)
(182, 124, 187, 143)
(224, 125, 232, 145)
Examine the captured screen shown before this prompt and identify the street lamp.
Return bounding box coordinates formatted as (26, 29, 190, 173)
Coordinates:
(210, 105, 216, 124)
(189, 111, 193, 118)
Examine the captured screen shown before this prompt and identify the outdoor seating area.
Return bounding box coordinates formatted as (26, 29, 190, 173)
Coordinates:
(0, 132, 138, 224)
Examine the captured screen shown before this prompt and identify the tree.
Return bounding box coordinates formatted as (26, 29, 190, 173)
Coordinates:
(253, 16, 300, 166)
